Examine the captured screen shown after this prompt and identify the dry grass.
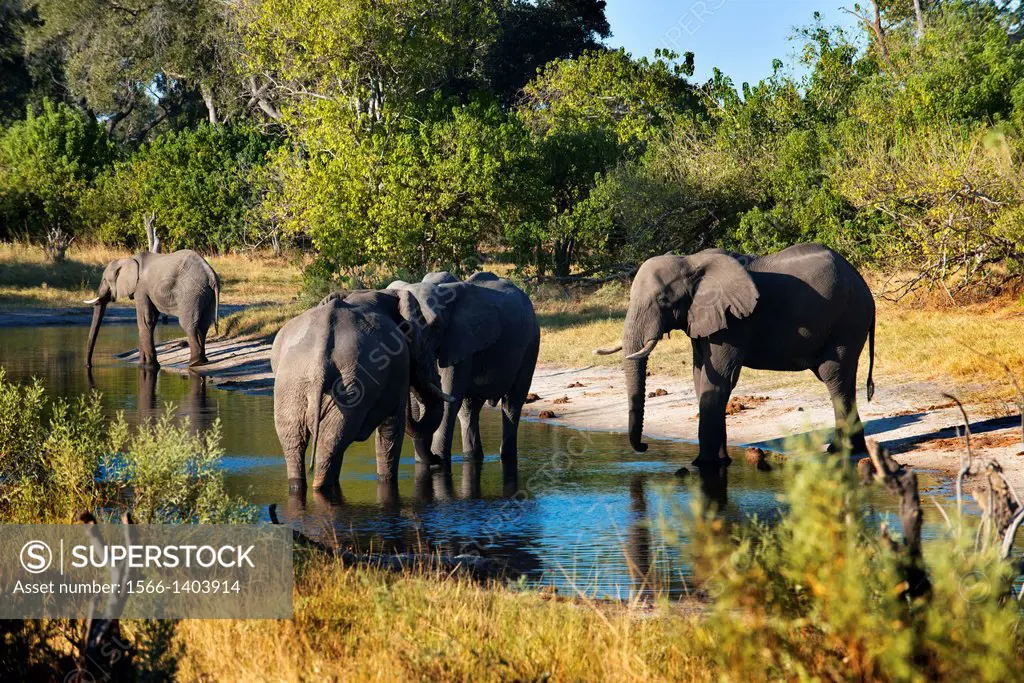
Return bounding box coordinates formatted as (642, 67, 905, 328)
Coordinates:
(172, 554, 709, 682)
(0, 242, 302, 308)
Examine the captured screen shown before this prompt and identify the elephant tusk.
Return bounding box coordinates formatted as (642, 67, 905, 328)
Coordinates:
(429, 383, 457, 404)
(625, 339, 659, 361)
(593, 344, 623, 356)
(83, 297, 101, 305)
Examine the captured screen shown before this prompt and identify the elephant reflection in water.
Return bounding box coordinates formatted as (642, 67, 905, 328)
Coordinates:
(137, 368, 212, 434)
(625, 469, 728, 600)
(282, 483, 405, 549)
(625, 475, 654, 599)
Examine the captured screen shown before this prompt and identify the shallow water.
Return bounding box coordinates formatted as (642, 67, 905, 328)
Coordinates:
(0, 322, 955, 599)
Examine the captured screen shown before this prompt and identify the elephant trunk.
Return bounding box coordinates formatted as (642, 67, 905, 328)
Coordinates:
(85, 297, 109, 368)
(406, 388, 444, 439)
(625, 356, 649, 453)
(623, 303, 661, 454)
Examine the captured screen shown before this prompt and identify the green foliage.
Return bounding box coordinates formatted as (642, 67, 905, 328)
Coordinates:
(30, 0, 242, 140)
(86, 123, 276, 252)
(0, 99, 113, 240)
(269, 96, 534, 280)
(686, 448, 1023, 681)
(0, 368, 255, 524)
(513, 48, 694, 276)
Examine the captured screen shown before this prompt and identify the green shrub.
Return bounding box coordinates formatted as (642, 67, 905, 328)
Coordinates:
(0, 100, 114, 242)
(683, 445, 1023, 681)
(87, 124, 277, 253)
(0, 368, 255, 524)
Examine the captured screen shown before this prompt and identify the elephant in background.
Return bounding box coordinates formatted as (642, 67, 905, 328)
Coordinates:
(599, 243, 875, 473)
(391, 273, 540, 478)
(271, 289, 454, 492)
(84, 250, 219, 369)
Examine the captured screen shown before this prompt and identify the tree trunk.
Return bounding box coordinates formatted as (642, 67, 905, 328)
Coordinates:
(913, 0, 925, 39)
(200, 82, 218, 125)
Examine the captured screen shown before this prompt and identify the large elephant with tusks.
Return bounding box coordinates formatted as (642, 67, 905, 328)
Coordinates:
(598, 243, 876, 474)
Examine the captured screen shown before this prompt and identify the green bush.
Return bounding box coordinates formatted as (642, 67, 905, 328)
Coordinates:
(683, 446, 1023, 681)
(0, 368, 255, 524)
(0, 100, 114, 241)
(86, 124, 276, 253)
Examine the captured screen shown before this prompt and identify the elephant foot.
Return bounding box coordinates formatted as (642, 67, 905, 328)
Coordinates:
(692, 454, 730, 468)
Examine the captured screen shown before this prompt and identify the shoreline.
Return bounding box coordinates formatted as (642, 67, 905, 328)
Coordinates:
(5, 305, 1021, 489)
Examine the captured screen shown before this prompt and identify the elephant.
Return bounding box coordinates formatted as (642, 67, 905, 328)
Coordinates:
(598, 243, 875, 474)
(84, 250, 220, 369)
(391, 273, 540, 479)
(271, 289, 455, 492)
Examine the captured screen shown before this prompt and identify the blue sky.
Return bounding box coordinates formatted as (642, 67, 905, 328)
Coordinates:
(604, 0, 863, 86)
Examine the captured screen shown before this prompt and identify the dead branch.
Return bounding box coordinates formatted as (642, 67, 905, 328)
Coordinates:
(843, 1, 895, 72)
(862, 440, 931, 598)
(77, 511, 135, 679)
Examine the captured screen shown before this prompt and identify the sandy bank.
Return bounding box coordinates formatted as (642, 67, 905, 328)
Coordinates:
(114, 332, 1024, 490)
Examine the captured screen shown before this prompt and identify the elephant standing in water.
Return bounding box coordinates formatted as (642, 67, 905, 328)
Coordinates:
(391, 272, 540, 478)
(271, 290, 455, 492)
(599, 243, 875, 474)
(84, 250, 219, 369)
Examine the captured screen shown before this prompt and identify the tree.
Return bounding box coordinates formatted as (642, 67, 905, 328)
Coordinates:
(0, 100, 113, 251)
(515, 48, 694, 276)
(28, 0, 252, 142)
(237, 0, 499, 125)
(87, 124, 276, 252)
(482, 0, 611, 104)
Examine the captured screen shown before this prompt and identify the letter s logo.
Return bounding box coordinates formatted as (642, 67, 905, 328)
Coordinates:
(20, 540, 52, 574)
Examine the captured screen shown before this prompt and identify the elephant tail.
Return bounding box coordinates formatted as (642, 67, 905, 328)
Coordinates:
(307, 372, 328, 475)
(866, 312, 876, 402)
(214, 275, 221, 335)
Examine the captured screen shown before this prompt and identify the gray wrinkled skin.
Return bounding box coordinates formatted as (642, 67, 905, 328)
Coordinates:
(270, 290, 448, 492)
(85, 250, 219, 369)
(618, 243, 876, 473)
(394, 272, 540, 481)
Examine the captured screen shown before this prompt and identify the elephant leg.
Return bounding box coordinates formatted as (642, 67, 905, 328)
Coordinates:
(376, 403, 406, 484)
(817, 357, 866, 454)
(692, 343, 742, 469)
(461, 454, 483, 499)
(500, 336, 537, 486)
(136, 299, 160, 369)
(276, 415, 309, 491)
(311, 409, 351, 492)
(185, 328, 207, 367)
(459, 397, 486, 462)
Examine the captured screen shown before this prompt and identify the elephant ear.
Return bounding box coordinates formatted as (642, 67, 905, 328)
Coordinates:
(684, 252, 759, 338)
(438, 283, 502, 368)
(114, 258, 140, 301)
